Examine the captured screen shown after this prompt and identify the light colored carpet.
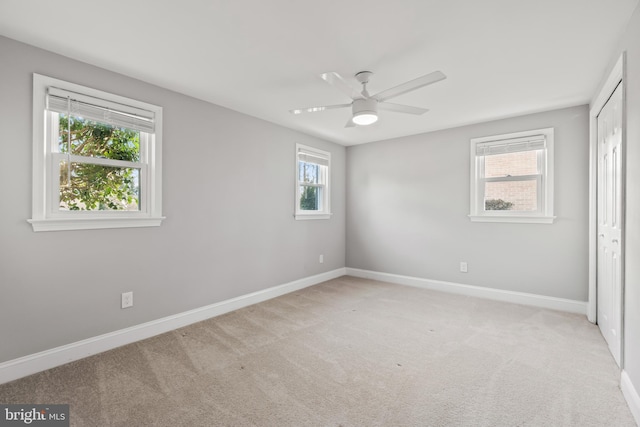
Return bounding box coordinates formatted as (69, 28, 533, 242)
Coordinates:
(0, 276, 636, 426)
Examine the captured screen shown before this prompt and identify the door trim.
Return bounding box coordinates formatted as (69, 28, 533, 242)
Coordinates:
(588, 52, 626, 366)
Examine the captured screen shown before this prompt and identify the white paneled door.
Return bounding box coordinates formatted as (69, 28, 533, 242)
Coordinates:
(597, 82, 623, 367)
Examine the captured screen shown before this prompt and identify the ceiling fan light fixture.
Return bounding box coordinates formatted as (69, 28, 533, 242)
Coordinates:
(352, 97, 378, 126)
(352, 111, 378, 125)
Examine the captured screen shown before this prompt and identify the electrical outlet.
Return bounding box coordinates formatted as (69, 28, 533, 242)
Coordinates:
(121, 291, 133, 309)
(460, 262, 468, 273)
(319, 254, 324, 264)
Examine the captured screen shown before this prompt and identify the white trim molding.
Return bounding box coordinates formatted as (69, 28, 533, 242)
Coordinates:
(0, 268, 346, 385)
(588, 53, 626, 325)
(28, 217, 165, 232)
(345, 268, 587, 315)
(621, 370, 640, 426)
(468, 215, 555, 224)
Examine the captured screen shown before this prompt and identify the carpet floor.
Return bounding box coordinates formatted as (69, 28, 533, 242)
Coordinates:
(0, 276, 636, 426)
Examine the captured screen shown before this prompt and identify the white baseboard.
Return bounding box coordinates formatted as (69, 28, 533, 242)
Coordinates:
(0, 268, 346, 385)
(345, 268, 587, 315)
(622, 370, 640, 426)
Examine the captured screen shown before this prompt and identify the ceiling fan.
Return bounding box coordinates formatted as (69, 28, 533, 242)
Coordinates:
(289, 70, 446, 127)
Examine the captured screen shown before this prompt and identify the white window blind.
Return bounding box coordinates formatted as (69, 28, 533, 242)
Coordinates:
(475, 135, 546, 156)
(298, 149, 329, 166)
(46, 87, 155, 133)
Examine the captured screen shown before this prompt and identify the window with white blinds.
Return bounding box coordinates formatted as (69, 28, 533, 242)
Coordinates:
(469, 128, 555, 223)
(295, 144, 331, 220)
(29, 73, 164, 232)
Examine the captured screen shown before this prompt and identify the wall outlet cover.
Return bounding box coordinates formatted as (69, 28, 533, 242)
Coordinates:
(121, 292, 133, 309)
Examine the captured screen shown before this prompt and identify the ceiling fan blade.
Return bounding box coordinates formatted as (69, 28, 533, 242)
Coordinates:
(378, 102, 429, 115)
(321, 72, 366, 100)
(373, 71, 446, 102)
(345, 118, 356, 128)
(289, 103, 351, 115)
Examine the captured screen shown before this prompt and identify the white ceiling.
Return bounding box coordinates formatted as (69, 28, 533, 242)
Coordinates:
(0, 0, 637, 146)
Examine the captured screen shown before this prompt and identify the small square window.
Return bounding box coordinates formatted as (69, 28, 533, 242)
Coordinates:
(469, 128, 555, 224)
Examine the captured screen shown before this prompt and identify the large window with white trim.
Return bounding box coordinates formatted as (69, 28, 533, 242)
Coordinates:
(295, 144, 331, 220)
(30, 74, 164, 231)
(469, 128, 554, 223)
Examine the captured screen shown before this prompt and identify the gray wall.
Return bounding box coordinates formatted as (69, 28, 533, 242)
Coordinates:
(0, 36, 346, 363)
(346, 105, 589, 301)
(604, 1, 640, 405)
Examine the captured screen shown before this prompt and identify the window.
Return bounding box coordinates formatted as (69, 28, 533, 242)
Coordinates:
(295, 144, 331, 220)
(29, 74, 164, 231)
(469, 128, 555, 223)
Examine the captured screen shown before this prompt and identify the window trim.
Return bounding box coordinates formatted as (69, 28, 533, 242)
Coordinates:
(469, 128, 555, 224)
(294, 143, 331, 220)
(29, 74, 164, 232)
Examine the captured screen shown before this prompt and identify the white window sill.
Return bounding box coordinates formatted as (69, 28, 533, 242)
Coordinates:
(28, 216, 165, 232)
(468, 215, 556, 224)
(294, 213, 332, 220)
